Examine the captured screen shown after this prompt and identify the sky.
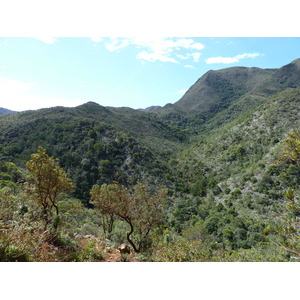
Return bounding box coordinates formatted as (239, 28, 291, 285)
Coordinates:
(1, 37, 300, 112)
(1, 0, 300, 297)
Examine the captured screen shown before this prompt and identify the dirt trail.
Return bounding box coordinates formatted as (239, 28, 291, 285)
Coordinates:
(105, 249, 121, 262)
(104, 248, 140, 262)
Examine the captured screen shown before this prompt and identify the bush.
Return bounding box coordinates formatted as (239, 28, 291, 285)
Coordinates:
(70, 240, 104, 262)
(153, 237, 208, 262)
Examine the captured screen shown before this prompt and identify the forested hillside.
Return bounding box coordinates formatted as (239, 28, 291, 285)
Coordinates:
(0, 59, 300, 261)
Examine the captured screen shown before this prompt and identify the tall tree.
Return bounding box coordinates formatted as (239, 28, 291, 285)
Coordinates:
(25, 146, 74, 230)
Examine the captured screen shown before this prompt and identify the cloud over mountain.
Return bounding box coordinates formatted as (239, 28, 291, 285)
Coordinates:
(206, 52, 262, 64)
(99, 37, 205, 64)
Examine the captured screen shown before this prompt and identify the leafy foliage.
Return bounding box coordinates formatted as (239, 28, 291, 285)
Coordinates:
(91, 183, 168, 252)
(25, 146, 75, 230)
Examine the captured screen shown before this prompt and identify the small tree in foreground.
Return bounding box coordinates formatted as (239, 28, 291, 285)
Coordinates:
(91, 183, 168, 253)
(25, 146, 75, 231)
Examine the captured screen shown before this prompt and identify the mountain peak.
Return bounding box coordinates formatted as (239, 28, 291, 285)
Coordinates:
(291, 58, 300, 64)
(174, 65, 274, 114)
(76, 101, 112, 115)
(138, 105, 162, 112)
(79, 101, 101, 107)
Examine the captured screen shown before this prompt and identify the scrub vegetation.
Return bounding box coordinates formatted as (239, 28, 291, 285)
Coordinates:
(0, 58, 300, 261)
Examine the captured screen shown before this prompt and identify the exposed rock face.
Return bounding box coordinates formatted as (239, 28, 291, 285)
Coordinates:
(118, 243, 130, 254)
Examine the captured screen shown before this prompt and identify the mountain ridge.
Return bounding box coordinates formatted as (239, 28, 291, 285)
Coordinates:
(0, 107, 16, 115)
(171, 60, 300, 115)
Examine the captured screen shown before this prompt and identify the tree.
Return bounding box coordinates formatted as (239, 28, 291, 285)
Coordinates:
(273, 130, 300, 258)
(276, 190, 300, 258)
(90, 183, 167, 252)
(277, 129, 300, 164)
(25, 146, 74, 231)
(132, 184, 168, 250)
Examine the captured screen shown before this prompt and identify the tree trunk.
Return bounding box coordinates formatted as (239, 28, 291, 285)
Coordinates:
(124, 217, 139, 253)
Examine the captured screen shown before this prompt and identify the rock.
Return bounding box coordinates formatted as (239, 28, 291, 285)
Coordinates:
(118, 243, 130, 254)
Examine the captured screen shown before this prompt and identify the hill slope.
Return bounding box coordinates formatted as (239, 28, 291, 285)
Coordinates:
(174, 58, 300, 114)
(152, 58, 300, 135)
(175, 66, 275, 114)
(0, 107, 16, 115)
(1, 59, 300, 261)
(0, 103, 182, 202)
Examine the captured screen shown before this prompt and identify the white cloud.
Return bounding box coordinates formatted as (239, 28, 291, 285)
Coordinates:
(0, 77, 85, 111)
(176, 54, 188, 60)
(34, 37, 57, 44)
(105, 38, 130, 51)
(191, 52, 201, 62)
(191, 43, 205, 50)
(177, 52, 201, 63)
(235, 53, 262, 60)
(206, 52, 262, 64)
(177, 39, 204, 51)
(90, 37, 103, 43)
(132, 38, 204, 53)
(132, 38, 204, 63)
(137, 51, 178, 63)
(184, 65, 194, 69)
(101, 37, 205, 64)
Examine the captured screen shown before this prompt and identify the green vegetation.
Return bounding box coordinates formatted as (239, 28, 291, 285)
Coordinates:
(0, 58, 300, 261)
(25, 146, 75, 230)
(91, 183, 167, 252)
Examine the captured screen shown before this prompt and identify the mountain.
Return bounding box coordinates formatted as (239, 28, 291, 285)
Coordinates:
(174, 59, 300, 114)
(175, 66, 275, 114)
(0, 103, 182, 202)
(152, 59, 300, 135)
(1, 59, 300, 197)
(0, 107, 16, 115)
(1, 59, 300, 261)
(138, 105, 162, 112)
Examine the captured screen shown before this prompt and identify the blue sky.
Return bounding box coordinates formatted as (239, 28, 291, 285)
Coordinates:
(1, 37, 300, 111)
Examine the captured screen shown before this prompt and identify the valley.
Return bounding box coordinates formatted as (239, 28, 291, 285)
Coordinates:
(0, 58, 300, 261)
